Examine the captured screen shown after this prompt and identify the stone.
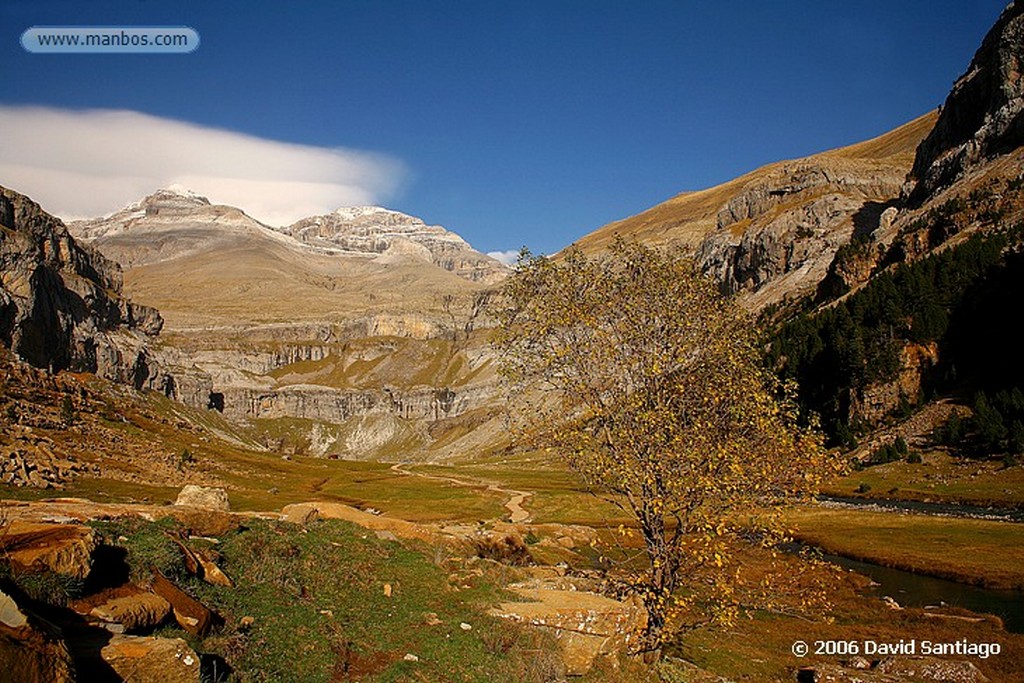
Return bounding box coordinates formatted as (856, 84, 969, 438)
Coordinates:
(166, 507, 239, 536)
(89, 589, 172, 632)
(100, 635, 200, 683)
(875, 656, 989, 682)
(0, 521, 97, 578)
(0, 589, 28, 629)
(172, 538, 233, 587)
(0, 589, 75, 683)
(174, 485, 230, 511)
(0, 185, 179, 393)
(150, 571, 216, 637)
(459, 622, 472, 631)
(403, 653, 419, 662)
(491, 587, 646, 676)
(908, 2, 1024, 203)
(283, 505, 320, 525)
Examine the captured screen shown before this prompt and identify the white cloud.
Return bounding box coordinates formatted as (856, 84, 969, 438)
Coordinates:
(0, 105, 406, 226)
(486, 249, 522, 266)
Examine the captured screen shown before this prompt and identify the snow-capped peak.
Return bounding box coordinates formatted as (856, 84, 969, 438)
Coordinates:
(331, 206, 399, 221)
(157, 184, 210, 203)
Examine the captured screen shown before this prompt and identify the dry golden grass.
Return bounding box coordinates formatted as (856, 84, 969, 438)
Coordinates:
(573, 111, 937, 256)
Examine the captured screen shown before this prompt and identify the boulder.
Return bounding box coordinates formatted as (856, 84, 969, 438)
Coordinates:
(100, 634, 200, 683)
(174, 485, 230, 511)
(0, 520, 97, 578)
(150, 571, 216, 636)
(876, 656, 989, 682)
(491, 586, 646, 676)
(0, 589, 75, 683)
(89, 588, 172, 632)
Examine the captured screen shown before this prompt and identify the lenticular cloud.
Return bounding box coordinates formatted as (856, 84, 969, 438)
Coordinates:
(0, 105, 406, 225)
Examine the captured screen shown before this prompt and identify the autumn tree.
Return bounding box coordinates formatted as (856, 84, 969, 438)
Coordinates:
(492, 239, 834, 652)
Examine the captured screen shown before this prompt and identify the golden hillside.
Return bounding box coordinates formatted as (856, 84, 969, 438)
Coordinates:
(575, 111, 938, 254)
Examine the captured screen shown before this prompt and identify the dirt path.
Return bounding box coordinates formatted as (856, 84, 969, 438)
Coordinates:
(389, 463, 534, 524)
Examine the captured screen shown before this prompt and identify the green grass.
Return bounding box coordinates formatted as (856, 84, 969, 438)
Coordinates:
(88, 516, 564, 683)
(414, 455, 631, 527)
(785, 505, 1024, 589)
(824, 450, 1024, 508)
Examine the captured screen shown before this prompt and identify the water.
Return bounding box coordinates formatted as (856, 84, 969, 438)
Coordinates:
(823, 553, 1024, 633)
(818, 495, 1024, 523)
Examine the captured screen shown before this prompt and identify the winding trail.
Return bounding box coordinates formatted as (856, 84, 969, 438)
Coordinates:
(390, 462, 534, 524)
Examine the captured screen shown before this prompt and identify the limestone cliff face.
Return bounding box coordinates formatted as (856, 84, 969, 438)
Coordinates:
(908, 1, 1024, 203)
(695, 158, 907, 307)
(0, 185, 170, 390)
(576, 113, 935, 311)
(280, 206, 508, 284)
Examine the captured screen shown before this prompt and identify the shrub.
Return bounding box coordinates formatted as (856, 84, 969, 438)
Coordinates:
(473, 534, 532, 566)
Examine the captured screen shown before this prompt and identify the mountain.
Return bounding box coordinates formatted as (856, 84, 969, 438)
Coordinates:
(68, 189, 509, 460)
(279, 206, 507, 284)
(70, 188, 506, 329)
(576, 112, 937, 310)
(575, 2, 1024, 447)
(0, 184, 167, 388)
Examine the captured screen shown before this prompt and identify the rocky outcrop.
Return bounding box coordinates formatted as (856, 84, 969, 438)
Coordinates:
(850, 342, 939, 425)
(0, 589, 75, 683)
(86, 587, 173, 633)
(281, 206, 508, 284)
(174, 485, 230, 511)
(0, 521, 97, 579)
(908, 2, 1024, 203)
(696, 159, 907, 306)
(100, 634, 201, 683)
(0, 185, 182, 394)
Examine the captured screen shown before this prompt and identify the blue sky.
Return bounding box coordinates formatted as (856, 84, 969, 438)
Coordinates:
(0, 1, 1010, 257)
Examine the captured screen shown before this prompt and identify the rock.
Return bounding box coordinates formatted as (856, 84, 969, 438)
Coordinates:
(882, 595, 903, 610)
(848, 656, 872, 670)
(281, 206, 508, 285)
(150, 571, 216, 637)
(695, 160, 908, 308)
(491, 587, 646, 676)
(166, 507, 239, 536)
(0, 185, 177, 392)
(174, 484, 230, 511)
(89, 588, 172, 632)
(100, 635, 200, 683)
(0, 589, 28, 629)
(875, 655, 989, 682)
(172, 538, 233, 587)
(459, 622, 472, 631)
(283, 505, 320, 525)
(908, 2, 1024, 203)
(0, 589, 75, 683)
(0, 521, 97, 578)
(403, 653, 419, 662)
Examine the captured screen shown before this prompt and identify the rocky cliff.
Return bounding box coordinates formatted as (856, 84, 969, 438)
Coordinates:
(908, 1, 1024, 204)
(0, 185, 176, 392)
(280, 206, 508, 284)
(68, 188, 506, 460)
(575, 113, 936, 311)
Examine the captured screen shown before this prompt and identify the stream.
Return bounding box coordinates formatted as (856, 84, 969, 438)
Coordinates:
(818, 495, 1024, 522)
(823, 553, 1024, 634)
(812, 495, 1024, 633)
